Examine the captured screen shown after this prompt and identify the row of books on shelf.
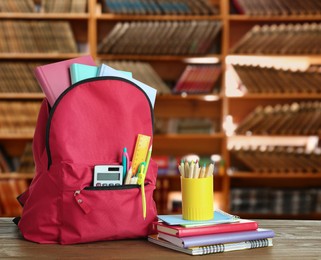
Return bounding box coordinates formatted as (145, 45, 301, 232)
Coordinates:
(101, 0, 218, 15)
(0, 0, 87, 13)
(149, 210, 274, 255)
(0, 62, 221, 95)
(231, 188, 321, 215)
(230, 145, 321, 173)
(0, 101, 40, 135)
(0, 143, 34, 173)
(232, 64, 321, 94)
(98, 20, 222, 55)
(0, 179, 28, 216)
(231, 0, 321, 16)
(173, 65, 221, 94)
(0, 21, 77, 53)
(235, 101, 321, 136)
(0, 62, 42, 93)
(232, 23, 321, 55)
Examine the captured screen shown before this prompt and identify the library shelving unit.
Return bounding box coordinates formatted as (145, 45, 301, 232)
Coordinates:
(1, 0, 321, 219)
(225, 0, 321, 219)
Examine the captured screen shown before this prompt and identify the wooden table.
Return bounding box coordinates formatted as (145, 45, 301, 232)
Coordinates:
(1, 218, 320, 259)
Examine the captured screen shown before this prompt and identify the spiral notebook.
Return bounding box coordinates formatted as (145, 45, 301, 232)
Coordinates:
(148, 234, 273, 255)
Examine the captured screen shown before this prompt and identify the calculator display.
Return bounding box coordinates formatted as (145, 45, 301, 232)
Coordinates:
(97, 172, 120, 181)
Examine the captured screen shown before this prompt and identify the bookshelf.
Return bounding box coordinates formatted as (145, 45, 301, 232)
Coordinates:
(225, 0, 321, 219)
(0, 0, 321, 219)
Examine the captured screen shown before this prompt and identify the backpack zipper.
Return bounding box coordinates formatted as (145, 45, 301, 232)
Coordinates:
(84, 184, 140, 190)
(45, 76, 154, 170)
(74, 183, 150, 215)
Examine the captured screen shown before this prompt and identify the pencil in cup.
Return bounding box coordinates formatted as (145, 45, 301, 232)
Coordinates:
(178, 161, 214, 179)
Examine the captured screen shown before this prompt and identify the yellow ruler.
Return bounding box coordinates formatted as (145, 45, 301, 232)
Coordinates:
(131, 134, 151, 176)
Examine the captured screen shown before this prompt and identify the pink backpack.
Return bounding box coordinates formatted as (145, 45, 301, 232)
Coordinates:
(16, 77, 158, 244)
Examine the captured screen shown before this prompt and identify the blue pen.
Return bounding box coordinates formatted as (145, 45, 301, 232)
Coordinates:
(122, 147, 129, 180)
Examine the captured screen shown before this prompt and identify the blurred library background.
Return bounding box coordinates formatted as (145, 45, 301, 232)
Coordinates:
(0, 0, 320, 219)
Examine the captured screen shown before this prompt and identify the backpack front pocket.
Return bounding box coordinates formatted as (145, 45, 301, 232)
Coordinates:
(60, 184, 157, 244)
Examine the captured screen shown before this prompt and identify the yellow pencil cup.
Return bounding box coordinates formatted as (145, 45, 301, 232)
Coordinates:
(181, 176, 214, 221)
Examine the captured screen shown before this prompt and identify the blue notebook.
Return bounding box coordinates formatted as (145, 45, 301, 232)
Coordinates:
(158, 210, 239, 227)
(70, 63, 98, 84)
(97, 63, 132, 78)
(70, 63, 132, 85)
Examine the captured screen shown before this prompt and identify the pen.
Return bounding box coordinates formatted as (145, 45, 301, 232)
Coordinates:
(122, 147, 129, 180)
(137, 162, 146, 219)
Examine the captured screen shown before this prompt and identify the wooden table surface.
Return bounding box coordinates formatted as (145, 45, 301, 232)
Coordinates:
(0, 218, 320, 259)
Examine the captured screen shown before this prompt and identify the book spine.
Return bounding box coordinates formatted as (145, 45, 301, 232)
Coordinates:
(34, 67, 55, 106)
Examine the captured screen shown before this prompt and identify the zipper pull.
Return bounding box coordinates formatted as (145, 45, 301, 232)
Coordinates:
(74, 190, 92, 214)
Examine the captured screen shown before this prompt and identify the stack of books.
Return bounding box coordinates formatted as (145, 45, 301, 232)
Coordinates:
(148, 210, 274, 256)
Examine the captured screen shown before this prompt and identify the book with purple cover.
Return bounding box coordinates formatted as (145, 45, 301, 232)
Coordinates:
(153, 219, 258, 238)
(158, 228, 275, 248)
(34, 55, 96, 106)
